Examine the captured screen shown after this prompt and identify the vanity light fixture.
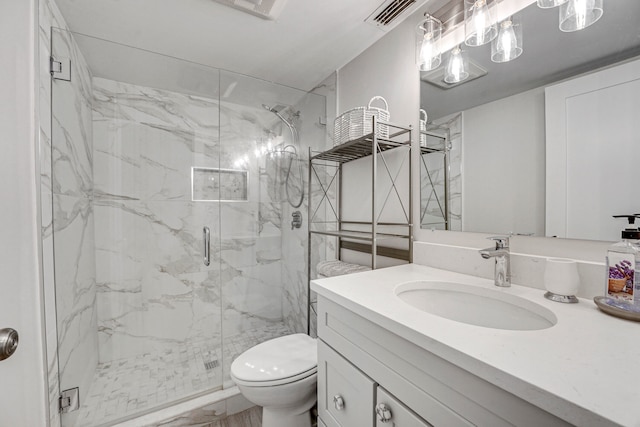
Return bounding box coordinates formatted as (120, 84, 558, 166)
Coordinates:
(464, 0, 497, 47)
(536, 0, 569, 8)
(444, 46, 469, 84)
(418, 0, 602, 85)
(491, 15, 523, 63)
(559, 0, 603, 32)
(417, 16, 443, 71)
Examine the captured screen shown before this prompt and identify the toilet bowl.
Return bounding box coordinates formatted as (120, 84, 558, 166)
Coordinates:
(230, 333, 317, 427)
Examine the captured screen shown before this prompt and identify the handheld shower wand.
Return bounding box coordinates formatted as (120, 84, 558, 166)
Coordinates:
(263, 104, 304, 208)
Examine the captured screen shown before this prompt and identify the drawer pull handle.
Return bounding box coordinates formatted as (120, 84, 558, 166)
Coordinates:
(333, 395, 345, 411)
(376, 403, 392, 423)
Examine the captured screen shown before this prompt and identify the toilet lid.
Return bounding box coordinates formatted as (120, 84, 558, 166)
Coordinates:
(231, 334, 317, 385)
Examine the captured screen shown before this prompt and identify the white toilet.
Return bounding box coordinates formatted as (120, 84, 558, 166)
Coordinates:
(230, 333, 318, 427)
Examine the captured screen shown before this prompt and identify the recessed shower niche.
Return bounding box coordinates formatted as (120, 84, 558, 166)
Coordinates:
(192, 167, 249, 201)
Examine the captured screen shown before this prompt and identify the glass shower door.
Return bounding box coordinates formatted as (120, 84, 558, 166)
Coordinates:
(51, 28, 223, 426)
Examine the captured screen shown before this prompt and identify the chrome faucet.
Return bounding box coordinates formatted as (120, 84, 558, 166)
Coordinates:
(479, 236, 511, 287)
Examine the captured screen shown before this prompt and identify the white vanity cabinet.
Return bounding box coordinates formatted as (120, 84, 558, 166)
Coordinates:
(316, 296, 572, 427)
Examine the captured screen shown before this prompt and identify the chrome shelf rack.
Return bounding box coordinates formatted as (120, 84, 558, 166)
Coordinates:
(306, 118, 413, 333)
(307, 116, 413, 296)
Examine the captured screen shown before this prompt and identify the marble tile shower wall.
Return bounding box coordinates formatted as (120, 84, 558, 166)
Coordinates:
(47, 19, 99, 427)
(280, 98, 319, 335)
(281, 77, 336, 337)
(92, 77, 224, 365)
(92, 79, 288, 376)
(290, 73, 337, 337)
(218, 100, 284, 344)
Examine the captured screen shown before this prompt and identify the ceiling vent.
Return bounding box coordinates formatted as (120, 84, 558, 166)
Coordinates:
(212, 0, 289, 20)
(365, 0, 430, 31)
(420, 59, 487, 89)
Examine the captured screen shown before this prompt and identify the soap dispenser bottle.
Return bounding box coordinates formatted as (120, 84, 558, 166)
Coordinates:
(605, 215, 640, 302)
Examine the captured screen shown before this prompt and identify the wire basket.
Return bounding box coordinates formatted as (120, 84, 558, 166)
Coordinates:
(333, 96, 390, 146)
(419, 109, 428, 147)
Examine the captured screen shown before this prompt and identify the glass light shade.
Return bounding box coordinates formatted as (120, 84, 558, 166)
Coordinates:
(491, 16, 523, 63)
(537, 0, 569, 8)
(559, 0, 603, 32)
(444, 47, 469, 84)
(464, 0, 497, 47)
(416, 17, 442, 71)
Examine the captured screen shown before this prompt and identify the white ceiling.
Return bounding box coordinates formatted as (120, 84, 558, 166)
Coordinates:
(54, 0, 423, 91)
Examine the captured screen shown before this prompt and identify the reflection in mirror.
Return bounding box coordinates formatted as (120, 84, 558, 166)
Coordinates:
(419, 131, 449, 230)
(419, 0, 640, 241)
(419, 115, 462, 231)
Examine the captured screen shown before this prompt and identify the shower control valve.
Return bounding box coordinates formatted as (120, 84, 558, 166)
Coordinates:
(291, 211, 302, 230)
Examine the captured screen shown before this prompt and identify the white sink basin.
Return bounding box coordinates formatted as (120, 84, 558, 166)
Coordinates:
(395, 281, 557, 331)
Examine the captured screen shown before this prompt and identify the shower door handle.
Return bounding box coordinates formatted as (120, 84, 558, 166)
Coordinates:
(203, 226, 210, 266)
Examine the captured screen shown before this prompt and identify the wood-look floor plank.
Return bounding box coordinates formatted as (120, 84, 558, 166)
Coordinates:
(208, 406, 261, 427)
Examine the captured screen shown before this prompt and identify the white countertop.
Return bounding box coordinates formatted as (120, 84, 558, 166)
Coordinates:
(311, 264, 639, 427)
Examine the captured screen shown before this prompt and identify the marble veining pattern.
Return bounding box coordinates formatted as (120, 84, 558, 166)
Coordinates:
(91, 76, 305, 390)
(92, 78, 220, 202)
(282, 78, 335, 337)
(76, 324, 290, 427)
(301, 74, 339, 337)
(92, 78, 224, 368)
(51, 29, 95, 198)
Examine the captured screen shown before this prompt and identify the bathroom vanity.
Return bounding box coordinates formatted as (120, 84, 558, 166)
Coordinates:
(311, 264, 639, 427)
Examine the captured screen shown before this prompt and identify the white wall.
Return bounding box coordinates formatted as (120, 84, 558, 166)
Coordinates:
(0, 0, 49, 426)
(337, 20, 420, 128)
(462, 86, 545, 236)
(336, 13, 422, 265)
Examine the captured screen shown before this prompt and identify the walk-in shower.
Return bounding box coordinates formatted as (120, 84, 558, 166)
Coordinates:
(45, 25, 327, 427)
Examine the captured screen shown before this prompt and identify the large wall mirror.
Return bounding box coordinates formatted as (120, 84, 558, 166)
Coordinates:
(419, 0, 640, 241)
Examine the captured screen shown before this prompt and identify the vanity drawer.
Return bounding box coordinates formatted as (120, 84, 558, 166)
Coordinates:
(376, 387, 432, 427)
(318, 339, 375, 427)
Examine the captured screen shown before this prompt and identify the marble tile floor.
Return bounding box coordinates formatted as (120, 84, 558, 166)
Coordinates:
(75, 323, 292, 427)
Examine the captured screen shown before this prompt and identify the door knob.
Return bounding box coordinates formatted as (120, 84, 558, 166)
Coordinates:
(0, 328, 19, 361)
